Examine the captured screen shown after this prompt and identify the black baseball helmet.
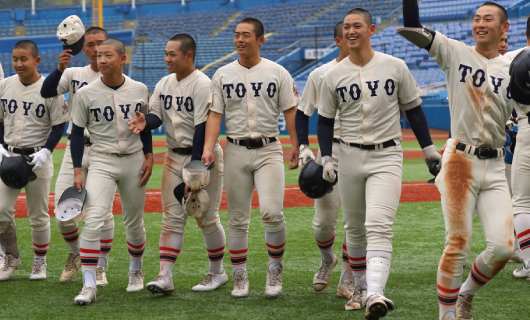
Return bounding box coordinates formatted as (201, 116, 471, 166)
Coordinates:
(509, 48, 530, 105)
(0, 155, 37, 189)
(298, 159, 337, 199)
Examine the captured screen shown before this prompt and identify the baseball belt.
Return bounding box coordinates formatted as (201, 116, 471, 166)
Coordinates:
(171, 147, 193, 155)
(338, 138, 396, 150)
(455, 142, 503, 160)
(7, 146, 42, 156)
(332, 138, 341, 144)
(227, 136, 277, 149)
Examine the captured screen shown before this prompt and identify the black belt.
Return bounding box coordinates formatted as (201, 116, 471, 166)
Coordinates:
(171, 147, 193, 155)
(339, 139, 396, 150)
(227, 137, 277, 149)
(332, 138, 341, 144)
(8, 146, 41, 156)
(455, 143, 500, 160)
(67, 134, 92, 146)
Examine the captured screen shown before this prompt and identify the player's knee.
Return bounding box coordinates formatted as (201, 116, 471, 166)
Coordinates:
(58, 219, 77, 231)
(126, 223, 145, 240)
(28, 217, 50, 232)
(261, 208, 283, 226)
(489, 242, 514, 263)
(162, 222, 185, 234)
(263, 219, 284, 233)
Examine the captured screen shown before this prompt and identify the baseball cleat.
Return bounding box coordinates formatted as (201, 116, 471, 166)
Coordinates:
(59, 253, 80, 282)
(74, 286, 96, 305)
(312, 255, 337, 292)
(126, 270, 144, 292)
(364, 294, 395, 320)
(265, 263, 283, 298)
(146, 275, 174, 295)
(512, 264, 530, 279)
(192, 272, 228, 292)
(231, 269, 249, 298)
(455, 294, 473, 320)
(96, 266, 108, 286)
(29, 257, 47, 280)
(0, 255, 21, 281)
(345, 287, 367, 311)
(336, 270, 354, 299)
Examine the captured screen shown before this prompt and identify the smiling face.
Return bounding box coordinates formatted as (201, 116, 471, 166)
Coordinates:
(233, 22, 264, 59)
(12, 47, 39, 81)
(472, 5, 509, 48)
(164, 40, 192, 74)
(342, 12, 376, 51)
(96, 43, 125, 77)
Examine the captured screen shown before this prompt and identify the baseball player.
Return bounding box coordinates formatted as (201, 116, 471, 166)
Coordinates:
(400, 1, 515, 319)
(498, 33, 508, 55)
(318, 8, 441, 319)
(70, 38, 153, 305)
(507, 16, 530, 278)
(0, 40, 67, 281)
(202, 17, 299, 298)
(296, 22, 357, 303)
(41, 26, 115, 285)
(127, 33, 227, 294)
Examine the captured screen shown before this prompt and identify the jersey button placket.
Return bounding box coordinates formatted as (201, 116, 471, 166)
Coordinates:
(358, 69, 367, 145)
(245, 70, 258, 139)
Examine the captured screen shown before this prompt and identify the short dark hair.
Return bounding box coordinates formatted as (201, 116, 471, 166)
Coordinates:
(526, 16, 530, 39)
(477, 1, 508, 23)
(14, 40, 39, 57)
(345, 7, 373, 25)
(526, 15, 529, 39)
(334, 22, 343, 39)
(85, 26, 109, 38)
(169, 33, 197, 61)
(100, 38, 125, 55)
(237, 17, 265, 37)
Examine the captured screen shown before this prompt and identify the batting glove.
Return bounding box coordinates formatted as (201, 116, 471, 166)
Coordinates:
(298, 144, 315, 167)
(321, 155, 337, 183)
(29, 148, 51, 171)
(423, 145, 441, 177)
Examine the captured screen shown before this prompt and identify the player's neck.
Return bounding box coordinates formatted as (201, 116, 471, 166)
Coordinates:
(175, 66, 195, 81)
(18, 72, 40, 86)
(474, 43, 500, 59)
(348, 47, 375, 67)
(101, 73, 125, 88)
(238, 55, 261, 69)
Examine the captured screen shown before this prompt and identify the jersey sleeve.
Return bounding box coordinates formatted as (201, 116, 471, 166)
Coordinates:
(318, 74, 338, 119)
(71, 91, 89, 128)
(209, 71, 225, 114)
(298, 71, 318, 116)
(398, 61, 423, 111)
(0, 80, 5, 121)
(148, 80, 163, 120)
(278, 67, 299, 112)
(193, 77, 212, 125)
(57, 68, 72, 95)
(47, 94, 68, 126)
(429, 31, 459, 71)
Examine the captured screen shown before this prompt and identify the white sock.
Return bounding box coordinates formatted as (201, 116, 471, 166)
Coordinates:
(83, 269, 96, 288)
(366, 251, 392, 297)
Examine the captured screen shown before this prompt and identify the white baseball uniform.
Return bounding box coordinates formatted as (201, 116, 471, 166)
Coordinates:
(71, 75, 148, 277)
(428, 31, 515, 318)
(52, 65, 115, 259)
(319, 52, 422, 300)
(210, 58, 298, 274)
(149, 70, 226, 276)
(298, 59, 352, 285)
(0, 74, 66, 258)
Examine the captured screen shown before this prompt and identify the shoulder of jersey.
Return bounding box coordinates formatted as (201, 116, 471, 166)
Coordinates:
(377, 51, 407, 65)
(76, 78, 100, 96)
(125, 75, 148, 91)
(195, 69, 211, 82)
(309, 60, 336, 80)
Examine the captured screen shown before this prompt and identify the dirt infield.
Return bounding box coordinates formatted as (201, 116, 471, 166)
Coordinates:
(14, 182, 440, 218)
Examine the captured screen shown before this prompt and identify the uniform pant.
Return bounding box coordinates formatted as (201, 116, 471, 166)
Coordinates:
(55, 142, 114, 249)
(0, 151, 52, 256)
(435, 139, 513, 316)
(80, 150, 146, 246)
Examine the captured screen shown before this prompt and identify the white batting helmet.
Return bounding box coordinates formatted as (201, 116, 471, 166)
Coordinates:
(182, 160, 210, 192)
(57, 15, 85, 55)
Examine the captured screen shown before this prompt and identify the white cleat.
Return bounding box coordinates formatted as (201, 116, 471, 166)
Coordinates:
(126, 270, 144, 292)
(336, 270, 354, 299)
(512, 264, 530, 279)
(312, 255, 337, 292)
(0, 255, 21, 281)
(231, 269, 249, 298)
(96, 266, 108, 287)
(29, 257, 47, 280)
(265, 263, 283, 298)
(192, 272, 228, 292)
(74, 286, 97, 305)
(146, 275, 174, 295)
(364, 294, 395, 320)
(455, 294, 474, 320)
(345, 287, 367, 311)
(59, 253, 80, 282)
